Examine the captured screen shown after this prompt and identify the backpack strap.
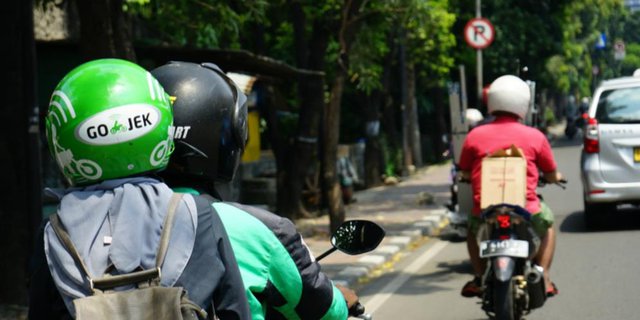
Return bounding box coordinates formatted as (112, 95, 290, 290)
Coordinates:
(155, 192, 184, 268)
(49, 214, 94, 284)
(92, 267, 161, 291)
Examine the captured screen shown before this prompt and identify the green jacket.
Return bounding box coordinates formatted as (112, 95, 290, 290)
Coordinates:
(175, 188, 348, 320)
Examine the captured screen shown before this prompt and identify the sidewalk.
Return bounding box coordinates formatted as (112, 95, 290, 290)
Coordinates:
(296, 162, 454, 288)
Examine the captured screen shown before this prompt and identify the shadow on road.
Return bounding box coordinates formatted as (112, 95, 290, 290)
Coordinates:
(550, 136, 583, 149)
(560, 208, 640, 233)
(439, 228, 467, 243)
(370, 258, 473, 296)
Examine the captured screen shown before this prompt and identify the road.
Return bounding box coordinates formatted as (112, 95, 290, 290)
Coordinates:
(356, 139, 640, 319)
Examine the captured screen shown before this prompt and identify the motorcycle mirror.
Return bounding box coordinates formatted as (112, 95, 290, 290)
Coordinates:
(316, 220, 385, 261)
(331, 220, 386, 254)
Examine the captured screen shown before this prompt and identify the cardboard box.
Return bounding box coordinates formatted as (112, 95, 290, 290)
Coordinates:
(480, 145, 527, 208)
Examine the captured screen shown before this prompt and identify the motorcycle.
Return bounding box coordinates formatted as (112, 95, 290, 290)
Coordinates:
(476, 179, 565, 320)
(316, 220, 386, 320)
(565, 111, 588, 140)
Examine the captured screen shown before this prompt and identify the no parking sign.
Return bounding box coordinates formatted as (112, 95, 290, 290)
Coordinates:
(464, 18, 495, 49)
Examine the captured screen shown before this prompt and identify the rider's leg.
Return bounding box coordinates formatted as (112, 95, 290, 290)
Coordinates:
(467, 229, 484, 276)
(536, 227, 556, 289)
(462, 215, 485, 297)
(531, 201, 557, 294)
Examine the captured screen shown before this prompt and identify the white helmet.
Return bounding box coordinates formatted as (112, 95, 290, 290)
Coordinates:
(465, 108, 484, 127)
(487, 75, 530, 119)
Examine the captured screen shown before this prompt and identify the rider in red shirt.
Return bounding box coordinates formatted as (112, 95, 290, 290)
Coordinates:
(457, 75, 563, 298)
(459, 116, 557, 215)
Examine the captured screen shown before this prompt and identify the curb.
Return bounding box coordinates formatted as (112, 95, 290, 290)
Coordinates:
(331, 207, 450, 288)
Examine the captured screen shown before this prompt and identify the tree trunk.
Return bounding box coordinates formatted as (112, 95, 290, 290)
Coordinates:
(324, 72, 347, 232)
(352, 59, 383, 187)
(75, 0, 136, 61)
(283, 74, 325, 219)
(289, 1, 308, 68)
(321, 0, 367, 231)
(398, 41, 413, 174)
(277, 6, 330, 219)
(362, 90, 383, 188)
(0, 0, 38, 306)
(378, 33, 401, 178)
(260, 84, 295, 218)
(432, 87, 448, 162)
(406, 62, 423, 167)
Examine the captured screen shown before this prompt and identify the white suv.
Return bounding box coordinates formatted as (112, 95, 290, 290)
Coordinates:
(581, 72, 640, 228)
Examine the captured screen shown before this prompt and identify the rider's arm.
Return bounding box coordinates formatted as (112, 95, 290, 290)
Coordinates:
(542, 171, 564, 183)
(229, 203, 350, 320)
(458, 170, 471, 182)
(457, 135, 475, 184)
(458, 134, 476, 173)
(270, 216, 349, 320)
(537, 132, 563, 183)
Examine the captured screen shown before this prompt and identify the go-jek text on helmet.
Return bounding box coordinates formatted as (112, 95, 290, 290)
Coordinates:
(45, 59, 174, 186)
(151, 61, 248, 183)
(487, 75, 531, 119)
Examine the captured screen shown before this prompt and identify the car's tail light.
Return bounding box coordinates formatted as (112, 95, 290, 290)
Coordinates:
(584, 117, 599, 153)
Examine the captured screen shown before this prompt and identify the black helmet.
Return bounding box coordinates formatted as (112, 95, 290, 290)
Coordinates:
(151, 61, 248, 184)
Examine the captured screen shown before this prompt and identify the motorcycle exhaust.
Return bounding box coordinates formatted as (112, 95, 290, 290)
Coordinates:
(526, 265, 546, 309)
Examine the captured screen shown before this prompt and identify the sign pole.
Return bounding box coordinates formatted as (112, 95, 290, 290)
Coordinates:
(476, 0, 482, 104)
(464, 4, 493, 104)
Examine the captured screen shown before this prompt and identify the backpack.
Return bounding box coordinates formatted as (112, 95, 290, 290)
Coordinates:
(49, 193, 209, 320)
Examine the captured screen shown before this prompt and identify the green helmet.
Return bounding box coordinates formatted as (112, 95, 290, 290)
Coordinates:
(45, 59, 174, 186)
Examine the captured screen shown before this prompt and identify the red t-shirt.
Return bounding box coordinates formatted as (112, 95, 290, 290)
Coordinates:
(458, 115, 557, 215)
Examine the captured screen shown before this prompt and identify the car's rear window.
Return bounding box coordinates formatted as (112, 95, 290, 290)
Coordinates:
(595, 86, 640, 124)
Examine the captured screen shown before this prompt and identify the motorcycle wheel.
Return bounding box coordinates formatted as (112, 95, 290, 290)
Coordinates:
(493, 279, 515, 320)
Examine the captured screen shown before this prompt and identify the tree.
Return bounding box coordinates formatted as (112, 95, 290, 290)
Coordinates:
(77, 0, 137, 60)
(448, 0, 629, 120)
(544, 0, 626, 103)
(132, 0, 321, 220)
(284, 1, 333, 220)
(132, 0, 269, 49)
(404, 0, 456, 163)
(321, 0, 369, 231)
(620, 43, 640, 76)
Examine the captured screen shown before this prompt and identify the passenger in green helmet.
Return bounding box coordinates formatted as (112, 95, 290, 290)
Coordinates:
(151, 61, 359, 320)
(28, 59, 250, 319)
(44, 59, 175, 186)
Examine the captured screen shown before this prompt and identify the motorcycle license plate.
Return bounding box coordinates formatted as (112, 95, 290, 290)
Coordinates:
(634, 147, 640, 162)
(479, 239, 529, 258)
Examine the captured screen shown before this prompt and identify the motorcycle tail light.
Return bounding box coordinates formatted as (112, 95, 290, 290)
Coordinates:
(584, 117, 599, 153)
(496, 214, 511, 229)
